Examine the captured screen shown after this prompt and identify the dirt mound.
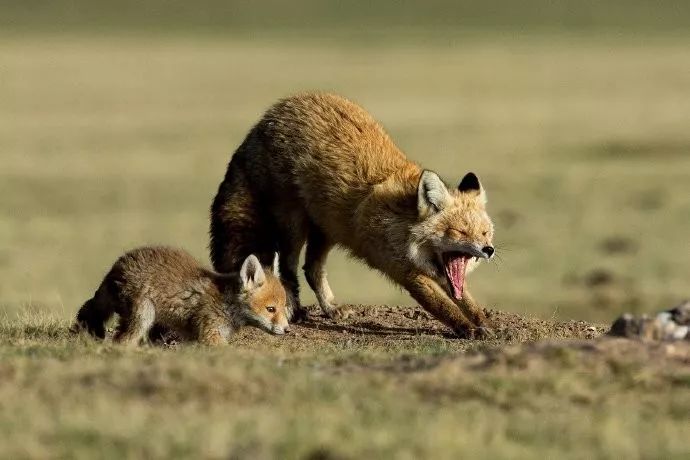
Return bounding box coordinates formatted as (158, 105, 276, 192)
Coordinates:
(226, 305, 607, 352)
(299, 304, 603, 339)
(229, 304, 690, 378)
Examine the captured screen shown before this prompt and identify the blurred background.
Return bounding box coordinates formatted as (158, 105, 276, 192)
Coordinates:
(1, 1, 689, 322)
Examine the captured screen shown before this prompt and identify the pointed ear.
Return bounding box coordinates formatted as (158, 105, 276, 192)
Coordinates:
(272, 252, 280, 278)
(418, 170, 452, 217)
(240, 254, 266, 290)
(458, 172, 487, 205)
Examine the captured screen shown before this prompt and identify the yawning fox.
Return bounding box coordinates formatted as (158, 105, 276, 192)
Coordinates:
(210, 93, 495, 337)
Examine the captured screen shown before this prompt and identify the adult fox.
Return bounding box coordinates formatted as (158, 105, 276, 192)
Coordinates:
(211, 93, 495, 337)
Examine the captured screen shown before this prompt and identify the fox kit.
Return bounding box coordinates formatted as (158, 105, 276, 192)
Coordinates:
(73, 246, 288, 346)
(210, 93, 495, 338)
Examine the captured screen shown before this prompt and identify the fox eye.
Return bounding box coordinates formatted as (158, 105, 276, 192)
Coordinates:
(447, 228, 469, 239)
(266, 306, 276, 313)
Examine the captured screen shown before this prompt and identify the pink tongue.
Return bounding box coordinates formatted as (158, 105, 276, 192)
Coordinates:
(445, 255, 468, 300)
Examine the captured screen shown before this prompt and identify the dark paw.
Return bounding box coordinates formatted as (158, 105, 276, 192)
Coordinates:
(291, 306, 310, 323)
(324, 305, 353, 320)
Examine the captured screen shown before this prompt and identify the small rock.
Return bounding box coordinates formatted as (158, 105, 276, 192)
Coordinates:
(609, 313, 639, 338)
(610, 302, 690, 341)
(668, 300, 690, 326)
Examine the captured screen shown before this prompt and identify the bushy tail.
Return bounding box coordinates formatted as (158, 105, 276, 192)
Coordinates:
(72, 293, 112, 339)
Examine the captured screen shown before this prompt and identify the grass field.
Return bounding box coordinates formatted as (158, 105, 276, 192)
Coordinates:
(2, 308, 689, 458)
(2, 2, 690, 457)
(3, 35, 690, 320)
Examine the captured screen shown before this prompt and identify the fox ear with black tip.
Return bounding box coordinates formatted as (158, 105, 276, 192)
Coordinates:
(240, 254, 266, 291)
(458, 172, 487, 205)
(418, 170, 452, 218)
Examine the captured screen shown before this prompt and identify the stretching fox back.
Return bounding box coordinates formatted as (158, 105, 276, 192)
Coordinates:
(246, 93, 415, 246)
(211, 94, 417, 267)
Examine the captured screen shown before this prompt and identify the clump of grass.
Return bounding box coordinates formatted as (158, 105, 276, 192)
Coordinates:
(0, 307, 70, 341)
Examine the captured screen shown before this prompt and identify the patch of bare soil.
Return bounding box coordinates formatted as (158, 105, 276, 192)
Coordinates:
(231, 305, 690, 378)
(230, 304, 607, 350)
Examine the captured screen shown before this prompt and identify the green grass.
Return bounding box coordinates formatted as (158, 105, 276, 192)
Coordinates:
(1, 315, 688, 459)
(2, 34, 689, 321)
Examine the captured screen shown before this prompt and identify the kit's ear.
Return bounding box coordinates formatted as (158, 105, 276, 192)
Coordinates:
(240, 254, 266, 290)
(418, 170, 452, 217)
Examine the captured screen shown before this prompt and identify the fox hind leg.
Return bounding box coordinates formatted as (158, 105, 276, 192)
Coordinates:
(210, 162, 275, 274)
(113, 298, 155, 346)
(276, 215, 309, 322)
(73, 297, 107, 338)
(304, 225, 352, 320)
(196, 313, 231, 346)
(72, 283, 118, 339)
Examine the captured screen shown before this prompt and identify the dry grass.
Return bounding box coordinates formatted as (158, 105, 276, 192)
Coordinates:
(1, 310, 689, 459)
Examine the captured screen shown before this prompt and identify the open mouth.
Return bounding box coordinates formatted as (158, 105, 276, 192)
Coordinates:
(442, 252, 473, 300)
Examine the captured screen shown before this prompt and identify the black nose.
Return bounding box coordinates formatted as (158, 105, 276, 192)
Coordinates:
(284, 326, 291, 334)
(482, 246, 495, 258)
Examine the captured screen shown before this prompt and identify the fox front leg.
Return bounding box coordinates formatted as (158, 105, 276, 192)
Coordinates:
(453, 288, 488, 327)
(404, 273, 491, 339)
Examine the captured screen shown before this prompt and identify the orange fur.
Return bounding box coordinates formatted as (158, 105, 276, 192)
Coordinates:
(210, 93, 495, 337)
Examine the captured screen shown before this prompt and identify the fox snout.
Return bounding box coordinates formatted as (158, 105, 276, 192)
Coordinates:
(272, 324, 290, 335)
(446, 241, 493, 260)
(272, 315, 290, 335)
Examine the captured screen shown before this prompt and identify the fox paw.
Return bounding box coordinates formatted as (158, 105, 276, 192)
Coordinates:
(291, 306, 310, 323)
(323, 304, 353, 320)
(467, 309, 489, 328)
(455, 326, 495, 340)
